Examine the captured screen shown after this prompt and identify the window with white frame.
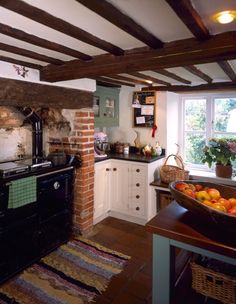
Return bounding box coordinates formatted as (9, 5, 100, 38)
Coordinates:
(179, 94, 236, 170)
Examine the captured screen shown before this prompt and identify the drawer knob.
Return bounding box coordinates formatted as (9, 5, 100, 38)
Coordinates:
(136, 195, 140, 199)
(136, 169, 140, 172)
(136, 183, 140, 187)
(136, 206, 140, 211)
(106, 168, 110, 171)
(113, 168, 117, 171)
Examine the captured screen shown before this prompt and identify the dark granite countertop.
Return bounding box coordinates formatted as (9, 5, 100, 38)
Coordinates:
(95, 152, 165, 164)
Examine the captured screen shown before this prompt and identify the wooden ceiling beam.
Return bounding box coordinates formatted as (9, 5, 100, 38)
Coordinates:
(0, 77, 93, 109)
(0, 22, 92, 61)
(93, 76, 135, 87)
(153, 69, 191, 84)
(76, 0, 163, 49)
(0, 55, 43, 70)
(40, 32, 236, 82)
(107, 74, 150, 86)
(96, 81, 121, 88)
(165, 0, 210, 40)
(128, 72, 170, 86)
(0, 42, 64, 65)
(142, 81, 236, 92)
(0, 0, 124, 56)
(217, 61, 236, 81)
(184, 65, 213, 83)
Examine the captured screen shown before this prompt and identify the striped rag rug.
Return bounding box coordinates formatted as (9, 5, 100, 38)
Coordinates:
(0, 236, 130, 304)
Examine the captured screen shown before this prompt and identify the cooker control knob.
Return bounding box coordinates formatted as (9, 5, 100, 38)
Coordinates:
(54, 181, 60, 189)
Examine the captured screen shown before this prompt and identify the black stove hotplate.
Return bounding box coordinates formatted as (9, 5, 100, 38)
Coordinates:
(0, 162, 29, 178)
(16, 158, 52, 172)
(0, 158, 52, 178)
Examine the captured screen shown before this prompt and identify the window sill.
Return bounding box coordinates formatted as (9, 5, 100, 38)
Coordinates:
(190, 169, 236, 186)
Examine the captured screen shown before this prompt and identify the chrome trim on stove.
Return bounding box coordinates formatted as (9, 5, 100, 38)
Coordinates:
(36, 166, 74, 178)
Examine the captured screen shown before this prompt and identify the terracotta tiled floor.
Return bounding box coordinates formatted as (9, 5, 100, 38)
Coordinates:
(88, 217, 221, 304)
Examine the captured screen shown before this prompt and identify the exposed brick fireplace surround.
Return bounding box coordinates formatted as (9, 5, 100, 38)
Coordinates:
(49, 109, 95, 235)
(0, 106, 95, 235)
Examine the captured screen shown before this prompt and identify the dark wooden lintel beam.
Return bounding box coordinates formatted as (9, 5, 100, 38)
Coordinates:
(128, 71, 170, 86)
(0, 42, 64, 65)
(153, 69, 191, 84)
(0, 22, 92, 61)
(165, 0, 210, 40)
(0, 77, 93, 109)
(218, 61, 236, 81)
(0, 55, 42, 70)
(142, 81, 236, 92)
(76, 0, 163, 49)
(184, 65, 213, 83)
(0, 0, 124, 56)
(96, 81, 121, 88)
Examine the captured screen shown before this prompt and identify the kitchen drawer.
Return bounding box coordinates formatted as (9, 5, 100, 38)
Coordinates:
(129, 190, 145, 215)
(130, 181, 145, 192)
(129, 199, 145, 216)
(130, 163, 146, 172)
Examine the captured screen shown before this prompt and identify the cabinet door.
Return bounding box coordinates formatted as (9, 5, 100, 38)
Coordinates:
(93, 86, 119, 128)
(110, 161, 129, 212)
(94, 162, 110, 219)
(128, 164, 147, 217)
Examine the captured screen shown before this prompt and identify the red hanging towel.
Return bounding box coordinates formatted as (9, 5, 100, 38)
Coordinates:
(152, 124, 157, 137)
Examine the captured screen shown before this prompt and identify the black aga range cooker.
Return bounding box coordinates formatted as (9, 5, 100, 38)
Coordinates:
(0, 108, 76, 284)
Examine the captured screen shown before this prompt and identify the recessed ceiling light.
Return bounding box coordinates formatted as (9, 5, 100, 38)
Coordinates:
(213, 11, 236, 24)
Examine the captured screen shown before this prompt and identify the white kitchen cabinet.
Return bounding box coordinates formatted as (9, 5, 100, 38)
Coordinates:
(93, 160, 111, 223)
(94, 160, 128, 224)
(109, 160, 129, 213)
(94, 158, 164, 225)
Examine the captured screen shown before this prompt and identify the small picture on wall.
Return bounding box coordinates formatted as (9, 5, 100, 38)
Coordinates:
(145, 96, 155, 104)
(141, 105, 154, 115)
(132, 93, 141, 108)
(136, 116, 145, 124)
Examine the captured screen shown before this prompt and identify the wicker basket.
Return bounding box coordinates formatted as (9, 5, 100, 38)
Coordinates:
(160, 154, 189, 184)
(191, 262, 236, 304)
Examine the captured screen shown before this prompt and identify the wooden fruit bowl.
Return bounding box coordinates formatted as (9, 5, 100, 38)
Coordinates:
(169, 180, 236, 231)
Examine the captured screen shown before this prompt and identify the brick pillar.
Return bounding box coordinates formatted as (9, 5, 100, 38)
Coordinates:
(71, 109, 94, 234)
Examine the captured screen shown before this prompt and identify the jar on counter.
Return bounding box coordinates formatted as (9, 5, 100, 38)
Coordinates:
(115, 142, 124, 154)
(123, 144, 129, 155)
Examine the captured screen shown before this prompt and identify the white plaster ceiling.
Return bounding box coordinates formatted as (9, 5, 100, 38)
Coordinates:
(0, 0, 235, 85)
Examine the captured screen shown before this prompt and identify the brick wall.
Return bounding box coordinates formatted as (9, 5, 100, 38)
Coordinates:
(62, 109, 95, 234)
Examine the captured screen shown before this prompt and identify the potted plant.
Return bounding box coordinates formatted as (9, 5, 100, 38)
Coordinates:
(202, 138, 236, 178)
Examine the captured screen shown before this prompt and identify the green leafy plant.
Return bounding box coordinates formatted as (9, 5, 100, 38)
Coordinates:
(202, 138, 236, 167)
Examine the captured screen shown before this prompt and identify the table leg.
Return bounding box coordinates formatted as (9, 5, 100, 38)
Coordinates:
(152, 234, 174, 304)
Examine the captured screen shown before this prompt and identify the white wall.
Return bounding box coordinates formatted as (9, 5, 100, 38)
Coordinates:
(0, 60, 96, 91)
(0, 61, 39, 81)
(166, 91, 179, 155)
(106, 86, 179, 153)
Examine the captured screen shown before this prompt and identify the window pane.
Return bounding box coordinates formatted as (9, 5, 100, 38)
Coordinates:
(105, 97, 115, 118)
(214, 98, 236, 132)
(214, 133, 236, 139)
(184, 99, 206, 131)
(184, 133, 206, 164)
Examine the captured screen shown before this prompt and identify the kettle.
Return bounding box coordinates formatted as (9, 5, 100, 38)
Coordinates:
(47, 151, 67, 166)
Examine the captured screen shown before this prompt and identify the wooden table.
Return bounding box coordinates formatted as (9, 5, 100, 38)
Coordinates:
(145, 201, 236, 304)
